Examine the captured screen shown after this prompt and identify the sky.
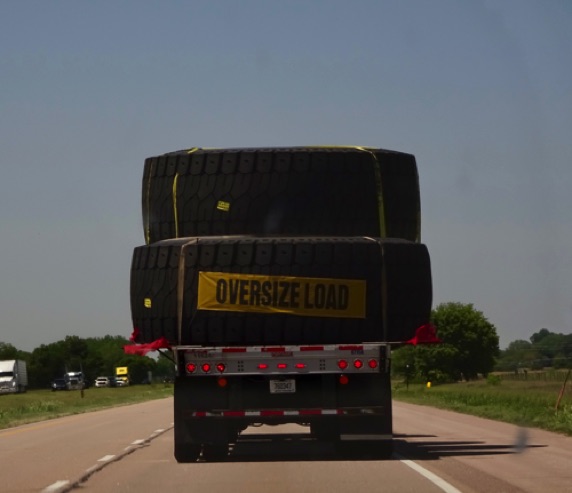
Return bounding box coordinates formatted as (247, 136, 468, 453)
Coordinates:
(1, 1, 571, 352)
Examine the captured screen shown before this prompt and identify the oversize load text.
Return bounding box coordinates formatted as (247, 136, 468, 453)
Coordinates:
(197, 272, 366, 318)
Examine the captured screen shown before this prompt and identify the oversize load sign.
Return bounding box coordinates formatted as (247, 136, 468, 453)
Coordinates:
(198, 272, 366, 319)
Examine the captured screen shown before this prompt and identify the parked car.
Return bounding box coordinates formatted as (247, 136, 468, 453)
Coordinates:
(51, 378, 67, 391)
(94, 376, 111, 388)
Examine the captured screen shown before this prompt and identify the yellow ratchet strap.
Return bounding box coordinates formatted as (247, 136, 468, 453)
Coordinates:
(304, 146, 386, 237)
(173, 148, 200, 238)
(144, 160, 154, 245)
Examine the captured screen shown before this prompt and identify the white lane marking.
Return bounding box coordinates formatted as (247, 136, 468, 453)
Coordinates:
(131, 439, 145, 445)
(395, 453, 463, 493)
(154, 429, 165, 433)
(98, 455, 116, 462)
(41, 480, 70, 493)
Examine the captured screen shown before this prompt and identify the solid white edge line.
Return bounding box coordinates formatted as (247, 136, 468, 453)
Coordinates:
(98, 455, 116, 462)
(41, 480, 70, 493)
(131, 439, 145, 445)
(394, 453, 463, 493)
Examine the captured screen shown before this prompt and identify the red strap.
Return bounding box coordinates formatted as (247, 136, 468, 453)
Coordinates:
(123, 336, 171, 356)
(406, 323, 441, 345)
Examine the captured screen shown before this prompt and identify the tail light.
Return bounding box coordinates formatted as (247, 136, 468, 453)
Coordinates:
(353, 359, 363, 369)
(368, 359, 378, 369)
(216, 363, 226, 373)
(339, 375, 349, 385)
(186, 363, 197, 373)
(338, 359, 348, 370)
(201, 363, 211, 373)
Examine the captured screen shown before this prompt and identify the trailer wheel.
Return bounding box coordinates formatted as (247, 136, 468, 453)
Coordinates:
(174, 442, 202, 463)
(202, 443, 228, 462)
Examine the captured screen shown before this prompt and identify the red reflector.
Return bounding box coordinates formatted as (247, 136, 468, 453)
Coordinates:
(277, 363, 288, 370)
(353, 359, 363, 369)
(339, 375, 349, 385)
(201, 363, 211, 373)
(299, 409, 321, 415)
(186, 363, 196, 373)
(260, 410, 284, 417)
(216, 363, 226, 373)
(295, 363, 306, 369)
(339, 345, 363, 351)
(368, 359, 378, 369)
(338, 359, 348, 370)
(222, 347, 247, 353)
(258, 363, 269, 370)
(217, 377, 228, 388)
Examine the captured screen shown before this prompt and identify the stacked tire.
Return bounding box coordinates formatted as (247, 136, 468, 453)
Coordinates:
(131, 147, 432, 345)
(142, 147, 420, 243)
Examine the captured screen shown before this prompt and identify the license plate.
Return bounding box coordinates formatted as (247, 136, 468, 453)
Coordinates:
(270, 379, 296, 394)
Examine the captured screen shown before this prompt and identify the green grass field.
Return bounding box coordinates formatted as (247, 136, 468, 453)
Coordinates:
(2, 378, 571, 437)
(0, 384, 173, 430)
(393, 377, 572, 436)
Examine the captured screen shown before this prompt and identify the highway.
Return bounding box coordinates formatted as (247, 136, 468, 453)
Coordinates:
(1, 398, 570, 493)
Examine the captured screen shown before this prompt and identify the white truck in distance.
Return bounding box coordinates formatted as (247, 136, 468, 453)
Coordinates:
(0, 360, 28, 394)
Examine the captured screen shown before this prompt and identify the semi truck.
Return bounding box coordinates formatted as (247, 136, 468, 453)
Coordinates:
(0, 359, 28, 394)
(128, 147, 434, 462)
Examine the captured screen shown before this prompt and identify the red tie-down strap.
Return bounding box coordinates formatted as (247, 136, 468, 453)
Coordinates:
(123, 329, 171, 356)
(405, 323, 441, 345)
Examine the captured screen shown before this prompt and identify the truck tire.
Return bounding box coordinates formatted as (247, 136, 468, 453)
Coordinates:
(130, 236, 432, 345)
(201, 444, 228, 462)
(142, 147, 420, 244)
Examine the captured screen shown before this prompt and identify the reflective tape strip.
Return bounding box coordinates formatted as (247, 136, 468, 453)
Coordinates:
(191, 409, 350, 418)
(195, 344, 366, 354)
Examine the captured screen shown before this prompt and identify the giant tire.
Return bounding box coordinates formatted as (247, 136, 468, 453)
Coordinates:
(130, 236, 432, 345)
(142, 147, 421, 244)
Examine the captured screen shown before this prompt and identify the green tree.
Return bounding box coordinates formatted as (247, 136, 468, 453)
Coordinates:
(429, 302, 499, 380)
(0, 342, 21, 360)
(393, 302, 500, 382)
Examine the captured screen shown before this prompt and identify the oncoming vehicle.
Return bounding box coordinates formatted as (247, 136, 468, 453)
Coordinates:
(94, 376, 110, 388)
(51, 378, 67, 391)
(115, 376, 130, 387)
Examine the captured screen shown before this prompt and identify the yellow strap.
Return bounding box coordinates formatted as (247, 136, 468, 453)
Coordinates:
(173, 148, 200, 238)
(304, 146, 386, 238)
(172, 173, 180, 238)
(354, 147, 386, 238)
(144, 160, 154, 245)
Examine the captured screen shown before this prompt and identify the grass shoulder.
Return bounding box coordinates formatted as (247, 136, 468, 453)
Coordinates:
(0, 384, 173, 430)
(393, 377, 572, 436)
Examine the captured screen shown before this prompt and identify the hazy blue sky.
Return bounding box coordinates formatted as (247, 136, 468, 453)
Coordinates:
(1, 1, 570, 351)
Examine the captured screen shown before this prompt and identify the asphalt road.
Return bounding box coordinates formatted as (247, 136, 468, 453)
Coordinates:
(1, 397, 571, 493)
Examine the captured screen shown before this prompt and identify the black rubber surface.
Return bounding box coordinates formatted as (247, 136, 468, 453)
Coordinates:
(130, 236, 432, 345)
(141, 147, 420, 243)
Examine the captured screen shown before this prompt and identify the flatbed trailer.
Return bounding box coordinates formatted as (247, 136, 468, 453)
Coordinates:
(173, 343, 393, 461)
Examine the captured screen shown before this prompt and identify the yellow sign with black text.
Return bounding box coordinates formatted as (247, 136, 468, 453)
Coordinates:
(197, 272, 366, 319)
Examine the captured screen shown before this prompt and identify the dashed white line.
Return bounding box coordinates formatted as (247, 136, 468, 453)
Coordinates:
(98, 455, 116, 462)
(131, 439, 145, 445)
(395, 453, 463, 493)
(41, 480, 70, 493)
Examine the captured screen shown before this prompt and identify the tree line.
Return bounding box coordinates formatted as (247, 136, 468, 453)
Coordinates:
(3, 304, 570, 388)
(393, 302, 571, 383)
(0, 335, 174, 389)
